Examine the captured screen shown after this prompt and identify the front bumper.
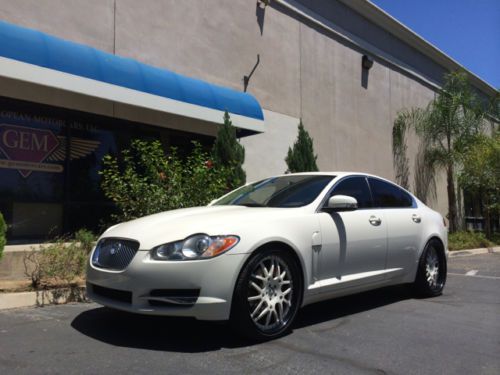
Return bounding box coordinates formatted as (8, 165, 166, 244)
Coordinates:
(86, 249, 250, 321)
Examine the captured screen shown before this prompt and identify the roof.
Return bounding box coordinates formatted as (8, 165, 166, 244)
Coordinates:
(339, 0, 498, 97)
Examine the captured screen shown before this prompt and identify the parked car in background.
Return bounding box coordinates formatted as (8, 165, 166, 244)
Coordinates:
(87, 172, 448, 340)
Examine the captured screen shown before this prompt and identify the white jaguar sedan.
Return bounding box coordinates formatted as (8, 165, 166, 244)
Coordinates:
(87, 172, 447, 340)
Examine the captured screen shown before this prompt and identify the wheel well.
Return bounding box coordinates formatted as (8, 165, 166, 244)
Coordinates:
(427, 236, 447, 271)
(428, 236, 445, 253)
(249, 241, 304, 293)
(229, 241, 306, 320)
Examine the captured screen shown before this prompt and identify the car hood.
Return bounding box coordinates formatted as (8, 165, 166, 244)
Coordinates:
(99, 205, 299, 250)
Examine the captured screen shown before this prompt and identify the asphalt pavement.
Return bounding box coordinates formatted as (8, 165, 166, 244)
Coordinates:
(0, 253, 499, 375)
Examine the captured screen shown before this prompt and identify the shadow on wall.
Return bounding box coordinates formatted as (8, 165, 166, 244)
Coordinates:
(256, 1, 266, 35)
(71, 285, 413, 352)
(361, 68, 369, 89)
(361, 55, 374, 89)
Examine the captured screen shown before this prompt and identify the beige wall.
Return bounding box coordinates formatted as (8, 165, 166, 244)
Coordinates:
(241, 109, 300, 182)
(0, 0, 114, 52)
(0, 0, 455, 214)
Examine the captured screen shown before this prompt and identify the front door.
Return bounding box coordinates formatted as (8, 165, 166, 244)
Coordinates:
(317, 176, 388, 284)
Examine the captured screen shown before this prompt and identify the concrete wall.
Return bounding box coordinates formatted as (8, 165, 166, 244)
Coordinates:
(112, 0, 302, 118)
(0, 0, 114, 53)
(0, 0, 460, 215)
(241, 109, 300, 182)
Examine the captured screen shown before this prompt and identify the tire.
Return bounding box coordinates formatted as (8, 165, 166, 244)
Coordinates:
(413, 239, 447, 297)
(230, 248, 302, 341)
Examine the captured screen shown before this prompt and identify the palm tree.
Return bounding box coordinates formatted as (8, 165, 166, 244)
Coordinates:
(392, 71, 490, 232)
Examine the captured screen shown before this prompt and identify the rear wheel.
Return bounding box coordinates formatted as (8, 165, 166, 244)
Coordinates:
(413, 239, 447, 297)
(230, 249, 302, 340)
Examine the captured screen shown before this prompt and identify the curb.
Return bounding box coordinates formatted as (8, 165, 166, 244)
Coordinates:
(0, 286, 87, 311)
(4, 242, 80, 253)
(448, 246, 499, 257)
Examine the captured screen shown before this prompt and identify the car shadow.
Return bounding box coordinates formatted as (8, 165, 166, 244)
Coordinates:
(71, 285, 413, 353)
(295, 285, 413, 329)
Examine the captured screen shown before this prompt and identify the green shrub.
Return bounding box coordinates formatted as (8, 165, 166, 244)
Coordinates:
(286, 120, 319, 173)
(74, 229, 96, 254)
(24, 230, 96, 289)
(212, 111, 246, 190)
(100, 139, 229, 222)
(458, 133, 500, 238)
(0, 212, 6, 260)
(448, 231, 496, 251)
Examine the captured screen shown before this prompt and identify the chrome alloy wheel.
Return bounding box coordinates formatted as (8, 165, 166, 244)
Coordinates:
(247, 255, 294, 332)
(425, 246, 439, 288)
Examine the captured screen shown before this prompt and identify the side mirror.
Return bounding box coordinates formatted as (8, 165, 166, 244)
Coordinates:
(326, 195, 358, 211)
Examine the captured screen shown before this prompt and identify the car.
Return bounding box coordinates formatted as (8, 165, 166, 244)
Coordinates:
(86, 172, 448, 340)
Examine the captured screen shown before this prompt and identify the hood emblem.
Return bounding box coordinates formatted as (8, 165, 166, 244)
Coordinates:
(110, 243, 122, 255)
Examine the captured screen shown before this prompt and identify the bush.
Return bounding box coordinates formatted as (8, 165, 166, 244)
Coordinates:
(448, 231, 496, 251)
(0, 212, 5, 260)
(212, 111, 246, 190)
(286, 120, 319, 173)
(100, 139, 229, 222)
(458, 133, 500, 238)
(24, 229, 96, 289)
(75, 228, 96, 254)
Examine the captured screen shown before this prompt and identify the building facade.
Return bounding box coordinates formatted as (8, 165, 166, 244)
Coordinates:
(0, 0, 497, 242)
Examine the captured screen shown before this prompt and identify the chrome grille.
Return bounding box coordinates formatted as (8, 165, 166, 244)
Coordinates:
(91, 238, 139, 271)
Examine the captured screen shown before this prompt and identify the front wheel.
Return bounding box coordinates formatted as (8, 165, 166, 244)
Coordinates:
(230, 249, 302, 340)
(413, 239, 447, 297)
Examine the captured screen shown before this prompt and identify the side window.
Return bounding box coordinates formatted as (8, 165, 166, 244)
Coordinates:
(330, 177, 372, 208)
(369, 178, 413, 208)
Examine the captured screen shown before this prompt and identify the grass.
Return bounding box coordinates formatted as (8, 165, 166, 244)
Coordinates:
(448, 231, 499, 251)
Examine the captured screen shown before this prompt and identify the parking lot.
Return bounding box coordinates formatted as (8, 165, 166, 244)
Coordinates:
(0, 253, 499, 375)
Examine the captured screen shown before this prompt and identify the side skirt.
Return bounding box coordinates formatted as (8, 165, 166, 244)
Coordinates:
(302, 268, 404, 306)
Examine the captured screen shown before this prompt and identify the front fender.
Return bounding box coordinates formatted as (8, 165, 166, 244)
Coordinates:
(228, 214, 321, 299)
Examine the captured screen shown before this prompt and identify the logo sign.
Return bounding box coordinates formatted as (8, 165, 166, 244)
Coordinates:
(0, 124, 61, 177)
(0, 124, 100, 178)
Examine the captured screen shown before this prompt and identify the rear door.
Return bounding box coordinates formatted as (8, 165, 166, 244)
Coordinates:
(368, 178, 422, 276)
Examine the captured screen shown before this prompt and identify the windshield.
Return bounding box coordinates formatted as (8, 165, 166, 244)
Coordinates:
(212, 175, 334, 208)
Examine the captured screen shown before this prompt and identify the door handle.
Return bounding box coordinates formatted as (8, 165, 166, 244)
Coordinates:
(412, 214, 421, 223)
(369, 215, 382, 226)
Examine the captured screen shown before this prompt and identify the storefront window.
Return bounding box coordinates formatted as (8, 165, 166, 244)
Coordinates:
(0, 96, 214, 243)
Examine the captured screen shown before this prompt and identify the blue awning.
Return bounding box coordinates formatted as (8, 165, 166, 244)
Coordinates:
(0, 20, 264, 131)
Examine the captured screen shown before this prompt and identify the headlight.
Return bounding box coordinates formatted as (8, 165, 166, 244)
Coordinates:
(151, 234, 239, 261)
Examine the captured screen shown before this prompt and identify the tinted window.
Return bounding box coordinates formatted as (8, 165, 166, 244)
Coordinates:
(214, 175, 333, 208)
(330, 177, 372, 208)
(369, 178, 413, 208)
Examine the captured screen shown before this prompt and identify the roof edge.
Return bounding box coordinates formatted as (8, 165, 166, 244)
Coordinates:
(338, 0, 498, 96)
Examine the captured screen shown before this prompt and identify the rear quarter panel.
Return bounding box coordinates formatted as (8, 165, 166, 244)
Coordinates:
(404, 204, 447, 283)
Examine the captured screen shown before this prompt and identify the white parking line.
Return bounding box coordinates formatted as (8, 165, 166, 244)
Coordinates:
(449, 272, 500, 280)
(465, 270, 478, 276)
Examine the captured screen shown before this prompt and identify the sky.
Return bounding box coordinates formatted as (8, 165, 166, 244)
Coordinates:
(371, 0, 500, 89)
